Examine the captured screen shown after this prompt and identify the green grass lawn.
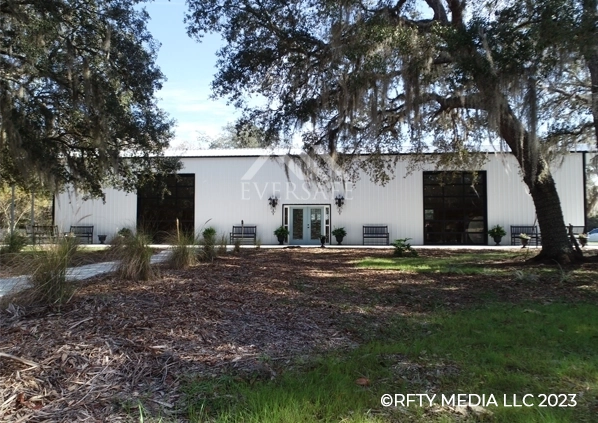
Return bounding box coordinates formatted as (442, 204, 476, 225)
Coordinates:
(182, 302, 598, 423)
(357, 251, 538, 275)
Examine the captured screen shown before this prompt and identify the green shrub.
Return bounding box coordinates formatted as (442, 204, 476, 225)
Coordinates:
(168, 231, 197, 269)
(115, 231, 156, 280)
(1, 232, 27, 254)
(203, 226, 216, 239)
(392, 238, 418, 257)
(28, 236, 78, 306)
(487, 224, 506, 238)
(274, 225, 289, 238)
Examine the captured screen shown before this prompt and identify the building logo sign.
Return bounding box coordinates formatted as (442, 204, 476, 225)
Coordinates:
(240, 154, 353, 202)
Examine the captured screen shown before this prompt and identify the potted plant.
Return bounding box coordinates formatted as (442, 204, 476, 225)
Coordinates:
(274, 225, 289, 245)
(579, 233, 588, 248)
(519, 233, 530, 248)
(331, 227, 347, 245)
(320, 235, 326, 248)
(487, 224, 506, 245)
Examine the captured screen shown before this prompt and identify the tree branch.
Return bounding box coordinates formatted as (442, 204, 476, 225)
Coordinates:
(424, 0, 448, 24)
(428, 93, 487, 117)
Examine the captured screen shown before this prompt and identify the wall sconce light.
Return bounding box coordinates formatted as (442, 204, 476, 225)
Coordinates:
(335, 195, 345, 214)
(268, 196, 278, 214)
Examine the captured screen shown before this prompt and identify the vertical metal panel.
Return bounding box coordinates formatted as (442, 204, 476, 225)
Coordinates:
(552, 154, 585, 227)
(484, 153, 584, 244)
(54, 188, 137, 243)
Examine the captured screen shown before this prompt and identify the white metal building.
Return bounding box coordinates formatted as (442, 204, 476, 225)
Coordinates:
(54, 150, 587, 245)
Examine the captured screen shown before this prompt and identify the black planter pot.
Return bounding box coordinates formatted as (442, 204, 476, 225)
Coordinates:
(320, 236, 326, 248)
(521, 238, 529, 248)
(98, 234, 107, 244)
(277, 235, 285, 245)
(335, 235, 344, 245)
(580, 238, 587, 248)
(493, 236, 502, 246)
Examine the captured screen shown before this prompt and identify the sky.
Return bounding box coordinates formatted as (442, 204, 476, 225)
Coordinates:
(142, 0, 238, 149)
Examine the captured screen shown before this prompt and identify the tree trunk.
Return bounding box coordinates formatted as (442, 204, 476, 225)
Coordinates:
(526, 168, 579, 262)
(586, 53, 598, 147)
(582, 0, 598, 147)
(453, 30, 581, 262)
(493, 95, 578, 263)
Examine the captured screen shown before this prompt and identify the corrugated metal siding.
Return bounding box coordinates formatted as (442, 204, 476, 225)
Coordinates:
(334, 161, 423, 245)
(484, 153, 584, 244)
(54, 188, 137, 243)
(183, 156, 425, 245)
(552, 154, 585, 227)
(54, 152, 585, 245)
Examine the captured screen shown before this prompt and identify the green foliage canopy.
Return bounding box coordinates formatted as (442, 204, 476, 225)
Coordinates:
(0, 0, 180, 197)
(207, 122, 269, 149)
(185, 0, 596, 157)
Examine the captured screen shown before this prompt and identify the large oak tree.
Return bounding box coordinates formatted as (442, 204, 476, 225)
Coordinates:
(0, 0, 180, 197)
(186, 0, 597, 262)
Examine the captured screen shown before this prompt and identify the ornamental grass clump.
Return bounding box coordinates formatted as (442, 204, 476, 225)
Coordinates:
(199, 227, 217, 262)
(115, 230, 156, 281)
(108, 227, 134, 251)
(28, 236, 78, 307)
(167, 229, 198, 269)
(217, 234, 228, 255)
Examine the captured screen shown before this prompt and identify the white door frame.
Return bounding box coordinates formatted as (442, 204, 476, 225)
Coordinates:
(286, 205, 329, 245)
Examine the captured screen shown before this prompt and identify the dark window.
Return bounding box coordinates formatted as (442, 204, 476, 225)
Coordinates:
(423, 171, 487, 245)
(137, 174, 195, 243)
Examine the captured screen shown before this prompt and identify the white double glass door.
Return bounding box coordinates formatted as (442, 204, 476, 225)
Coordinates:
(289, 207, 324, 245)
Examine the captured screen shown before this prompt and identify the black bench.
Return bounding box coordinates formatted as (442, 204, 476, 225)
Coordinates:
(566, 225, 586, 247)
(230, 225, 257, 244)
(26, 225, 59, 244)
(510, 225, 540, 246)
(567, 226, 585, 236)
(363, 225, 389, 245)
(70, 225, 94, 244)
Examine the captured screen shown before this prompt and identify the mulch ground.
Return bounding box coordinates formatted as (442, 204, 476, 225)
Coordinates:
(1, 248, 597, 422)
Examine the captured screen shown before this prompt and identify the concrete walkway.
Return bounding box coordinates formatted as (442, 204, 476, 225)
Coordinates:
(0, 250, 171, 299)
